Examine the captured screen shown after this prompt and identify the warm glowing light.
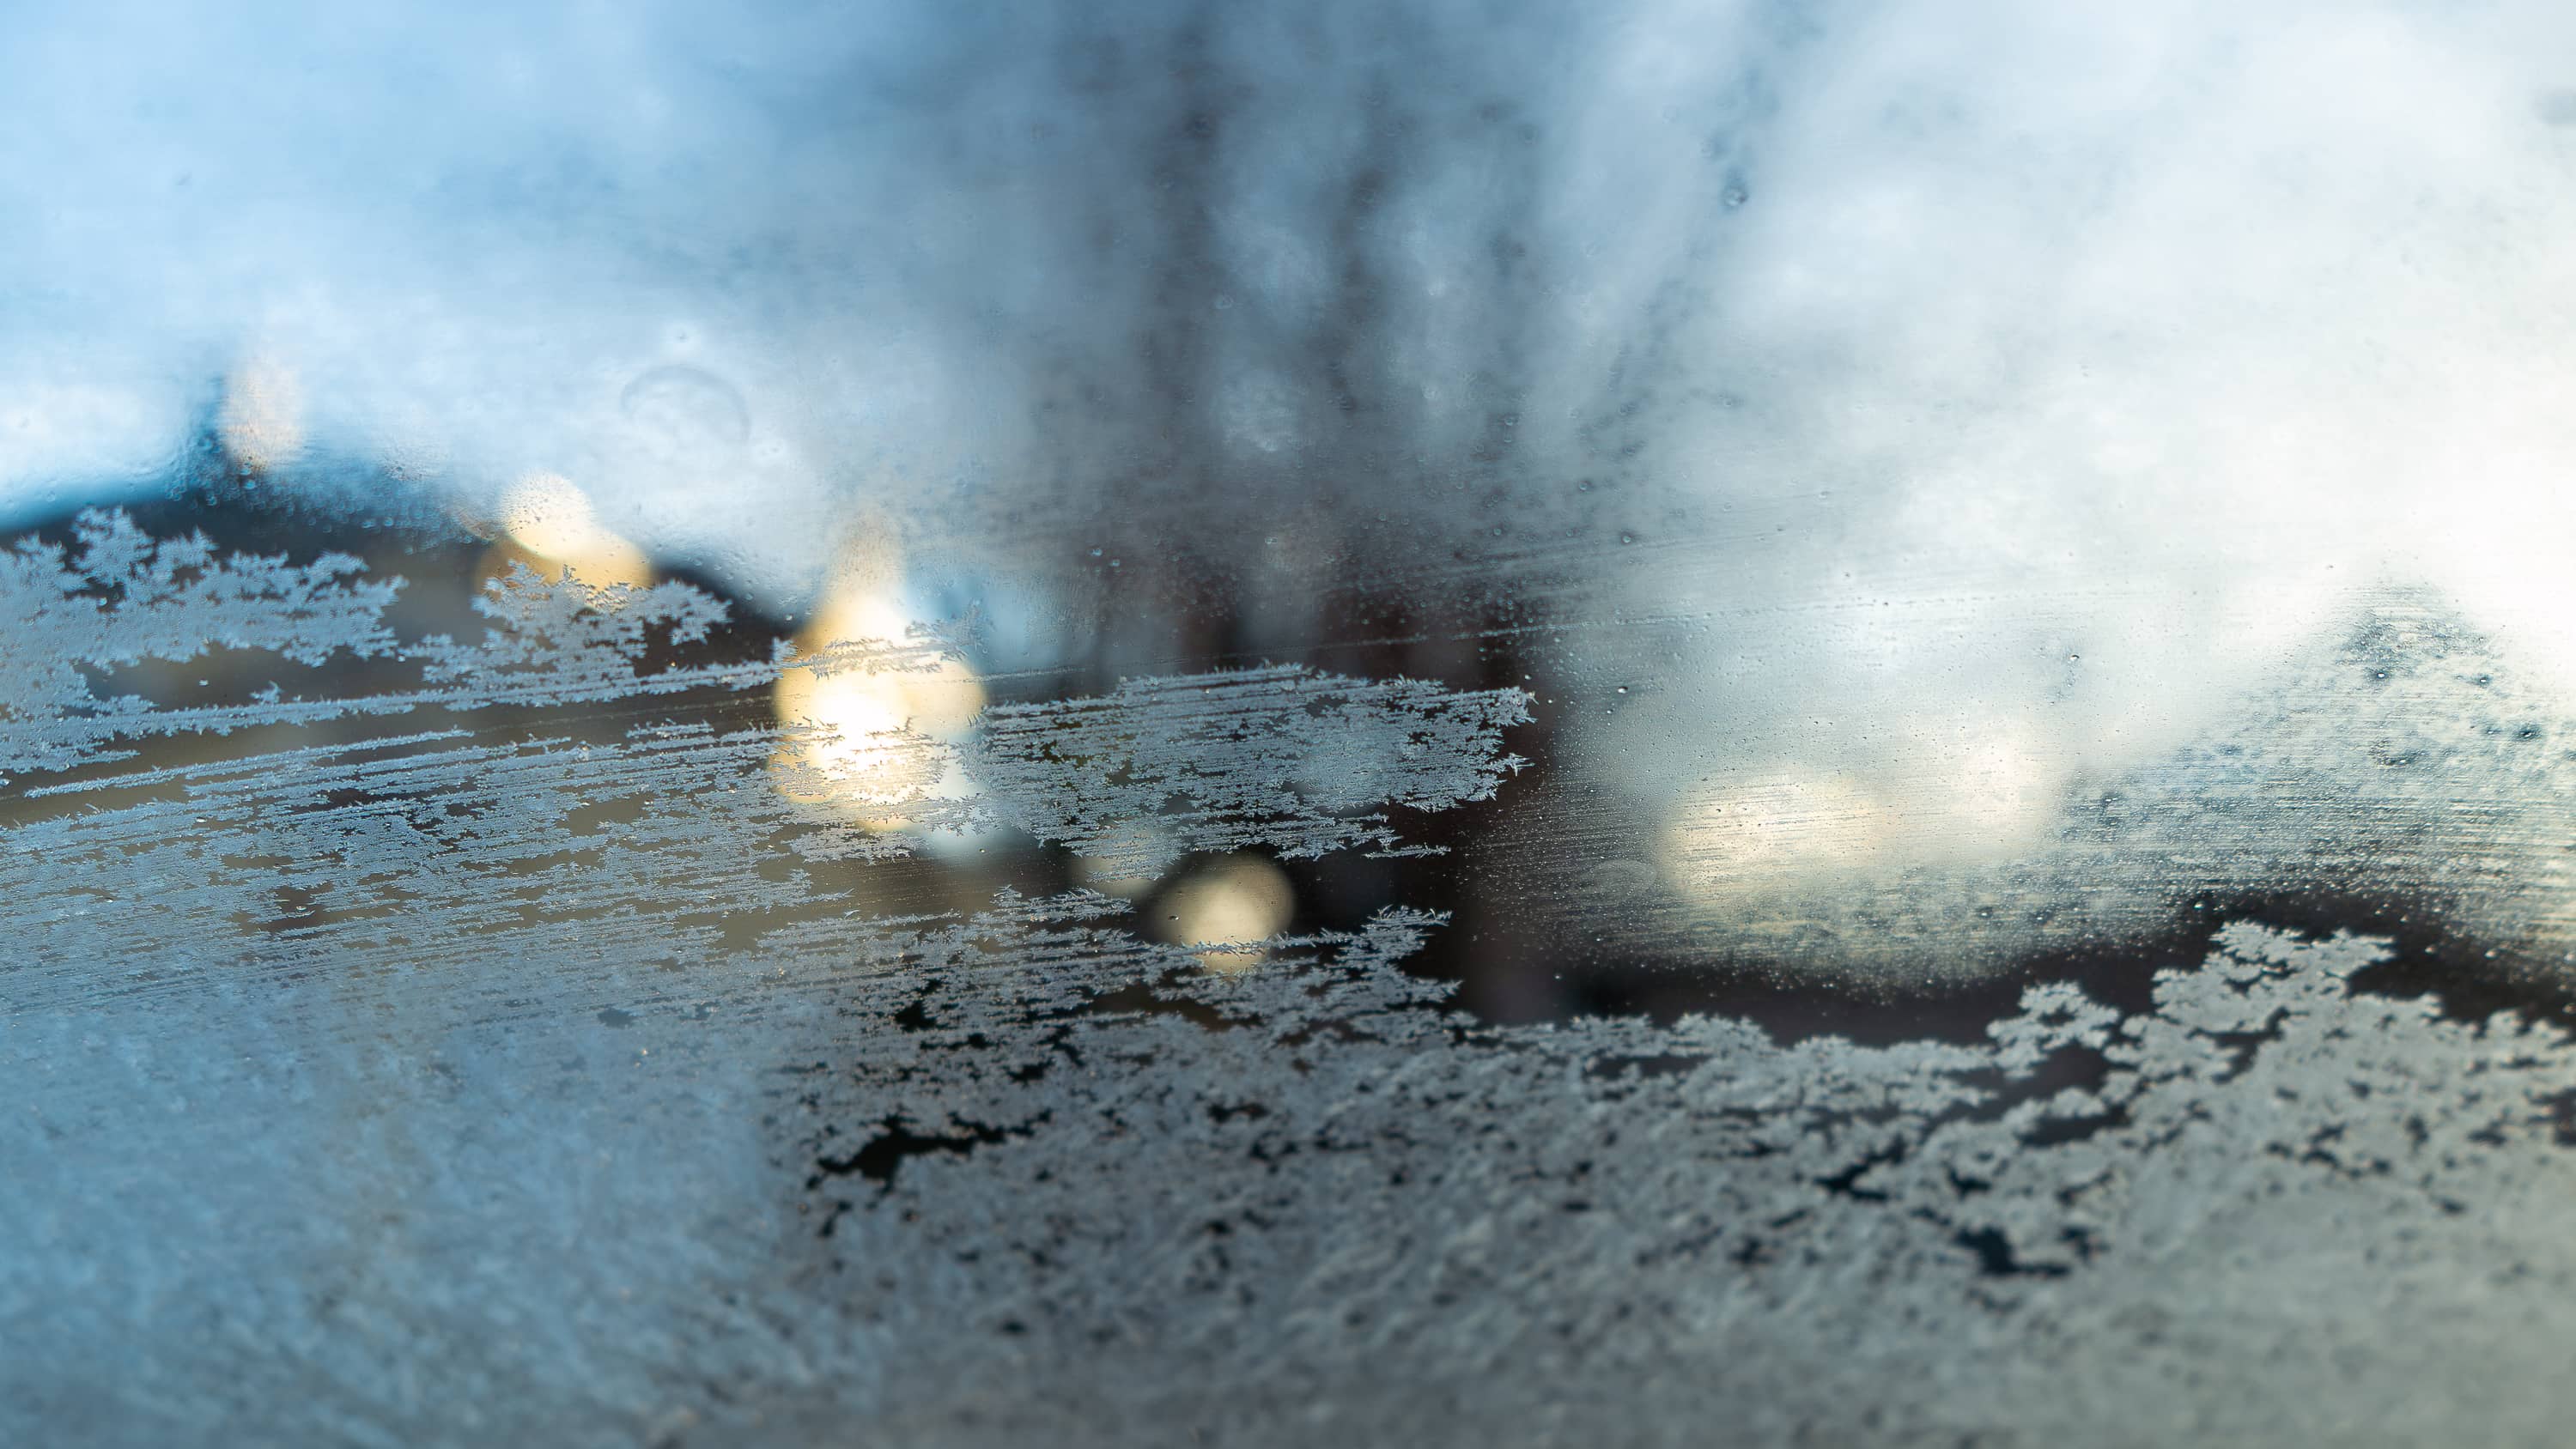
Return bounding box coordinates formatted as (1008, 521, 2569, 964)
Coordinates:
(1659, 733, 2058, 900)
(769, 543, 987, 828)
(770, 664, 959, 816)
(1660, 771, 1891, 895)
(1155, 854, 1295, 973)
(216, 354, 305, 472)
(488, 472, 654, 591)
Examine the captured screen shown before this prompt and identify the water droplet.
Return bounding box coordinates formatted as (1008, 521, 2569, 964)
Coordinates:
(620, 364, 750, 458)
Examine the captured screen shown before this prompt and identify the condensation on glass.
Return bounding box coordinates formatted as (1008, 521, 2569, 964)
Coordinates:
(10, 3, 2576, 1445)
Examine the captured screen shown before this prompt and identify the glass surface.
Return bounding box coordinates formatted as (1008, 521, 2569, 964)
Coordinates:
(12, 3, 2576, 1444)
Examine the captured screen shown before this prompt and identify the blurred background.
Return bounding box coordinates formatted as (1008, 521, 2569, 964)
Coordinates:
(16, 0, 2576, 1024)
(27, 6, 2576, 1445)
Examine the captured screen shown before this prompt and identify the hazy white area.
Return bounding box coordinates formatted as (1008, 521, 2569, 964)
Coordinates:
(9, 0, 2576, 955)
(17, 9, 2576, 1439)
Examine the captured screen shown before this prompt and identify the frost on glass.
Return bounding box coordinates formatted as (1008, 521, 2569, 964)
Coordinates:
(0, 515, 1526, 988)
(11, 517, 2576, 1446)
(18, 0, 2576, 1443)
